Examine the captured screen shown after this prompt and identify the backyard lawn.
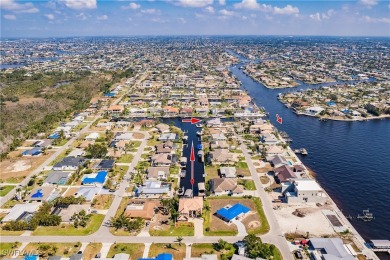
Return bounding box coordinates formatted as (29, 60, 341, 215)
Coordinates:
(32, 214, 104, 236)
(149, 244, 186, 260)
(117, 154, 134, 163)
(107, 243, 145, 259)
(0, 242, 21, 257)
(23, 242, 82, 257)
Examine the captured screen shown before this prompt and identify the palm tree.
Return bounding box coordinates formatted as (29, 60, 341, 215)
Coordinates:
(176, 236, 183, 246)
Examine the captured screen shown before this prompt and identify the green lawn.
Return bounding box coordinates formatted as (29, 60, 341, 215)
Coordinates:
(238, 179, 256, 190)
(32, 214, 104, 236)
(251, 197, 270, 235)
(0, 230, 24, 236)
(236, 161, 248, 168)
(204, 166, 219, 182)
(149, 244, 186, 260)
(191, 243, 235, 259)
(107, 244, 145, 259)
(0, 242, 21, 257)
(117, 154, 134, 163)
(0, 186, 14, 197)
(23, 242, 81, 257)
(149, 223, 194, 236)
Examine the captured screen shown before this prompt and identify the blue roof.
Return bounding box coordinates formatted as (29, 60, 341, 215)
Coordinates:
(25, 255, 39, 260)
(216, 203, 250, 221)
(104, 92, 116, 97)
(48, 132, 59, 139)
(139, 253, 173, 260)
(82, 171, 108, 184)
(196, 144, 203, 149)
(22, 147, 42, 156)
(31, 189, 44, 198)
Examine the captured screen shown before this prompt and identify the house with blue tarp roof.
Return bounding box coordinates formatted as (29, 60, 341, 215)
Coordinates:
(48, 132, 59, 139)
(104, 92, 116, 97)
(25, 255, 39, 260)
(82, 171, 108, 185)
(216, 203, 250, 222)
(139, 253, 173, 260)
(22, 147, 42, 156)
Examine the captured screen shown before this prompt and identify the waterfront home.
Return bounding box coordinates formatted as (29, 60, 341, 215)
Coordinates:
(135, 181, 171, 198)
(158, 133, 178, 141)
(146, 166, 170, 180)
(156, 123, 170, 133)
(305, 106, 324, 115)
(309, 238, 355, 260)
(284, 179, 327, 204)
(163, 106, 179, 116)
(155, 141, 175, 154)
(210, 140, 229, 149)
(274, 165, 298, 190)
(270, 155, 289, 168)
(124, 200, 160, 220)
(209, 178, 244, 196)
(53, 157, 85, 171)
(261, 133, 279, 145)
(219, 167, 237, 178)
(178, 197, 203, 221)
(208, 149, 238, 165)
(151, 154, 177, 167)
(211, 133, 227, 141)
(265, 145, 285, 156)
(1, 203, 41, 223)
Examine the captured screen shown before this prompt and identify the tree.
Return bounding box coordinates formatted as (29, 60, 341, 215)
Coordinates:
(243, 234, 274, 259)
(86, 143, 108, 158)
(176, 236, 183, 246)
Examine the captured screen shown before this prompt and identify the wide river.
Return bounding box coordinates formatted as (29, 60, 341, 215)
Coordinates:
(229, 54, 390, 242)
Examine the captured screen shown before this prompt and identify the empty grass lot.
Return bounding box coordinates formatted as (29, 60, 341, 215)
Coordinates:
(32, 214, 104, 236)
(107, 243, 145, 259)
(149, 244, 186, 260)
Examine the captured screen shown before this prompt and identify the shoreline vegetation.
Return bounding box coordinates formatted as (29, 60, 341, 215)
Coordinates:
(293, 111, 390, 122)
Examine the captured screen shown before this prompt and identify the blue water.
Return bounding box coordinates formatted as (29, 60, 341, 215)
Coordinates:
(229, 58, 390, 241)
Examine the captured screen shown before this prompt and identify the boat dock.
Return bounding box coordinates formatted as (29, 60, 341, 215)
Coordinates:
(294, 148, 308, 155)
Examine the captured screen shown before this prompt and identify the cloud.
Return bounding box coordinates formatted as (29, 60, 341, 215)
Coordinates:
(175, 0, 213, 8)
(204, 6, 214, 13)
(97, 14, 108, 20)
(0, 0, 39, 13)
(360, 0, 378, 7)
(177, 17, 186, 23)
(273, 5, 299, 15)
(219, 0, 225, 5)
(59, 0, 96, 10)
(44, 13, 55, 20)
(219, 9, 234, 16)
(122, 2, 141, 10)
(141, 8, 160, 14)
(363, 15, 390, 23)
(258, 3, 299, 15)
(309, 12, 321, 21)
(309, 9, 335, 21)
(3, 14, 16, 20)
(76, 12, 87, 20)
(234, 0, 260, 10)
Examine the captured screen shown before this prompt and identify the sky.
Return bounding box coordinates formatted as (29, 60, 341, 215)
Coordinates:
(1, 0, 389, 37)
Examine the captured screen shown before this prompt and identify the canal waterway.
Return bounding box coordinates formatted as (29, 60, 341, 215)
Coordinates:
(229, 54, 390, 242)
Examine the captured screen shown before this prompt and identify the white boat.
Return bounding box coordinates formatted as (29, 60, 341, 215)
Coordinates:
(196, 130, 203, 136)
(195, 124, 204, 128)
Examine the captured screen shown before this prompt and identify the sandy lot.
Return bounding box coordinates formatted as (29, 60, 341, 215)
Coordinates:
(273, 204, 335, 236)
(0, 151, 55, 182)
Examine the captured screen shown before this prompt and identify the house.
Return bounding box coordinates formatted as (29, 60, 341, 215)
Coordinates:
(156, 123, 170, 133)
(146, 167, 170, 180)
(231, 255, 253, 260)
(33, 139, 52, 148)
(43, 171, 72, 185)
(178, 197, 203, 221)
(151, 154, 177, 167)
(22, 147, 43, 157)
(75, 186, 102, 201)
(293, 164, 306, 174)
(261, 133, 279, 145)
(265, 145, 285, 156)
(124, 200, 160, 220)
(24, 187, 59, 202)
(53, 204, 90, 223)
(209, 178, 243, 196)
(69, 254, 83, 260)
(219, 167, 237, 178)
(135, 181, 170, 198)
(95, 159, 115, 170)
(114, 133, 133, 141)
(270, 155, 289, 168)
(305, 106, 324, 115)
(85, 132, 99, 141)
(155, 141, 175, 154)
(158, 133, 178, 141)
(284, 179, 327, 204)
(309, 238, 355, 260)
(53, 157, 85, 171)
(216, 203, 250, 223)
(163, 106, 179, 116)
(107, 105, 124, 115)
(210, 140, 229, 149)
(208, 149, 238, 165)
(1, 203, 41, 223)
(82, 171, 108, 185)
(68, 148, 86, 157)
(274, 166, 298, 193)
(211, 133, 227, 141)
